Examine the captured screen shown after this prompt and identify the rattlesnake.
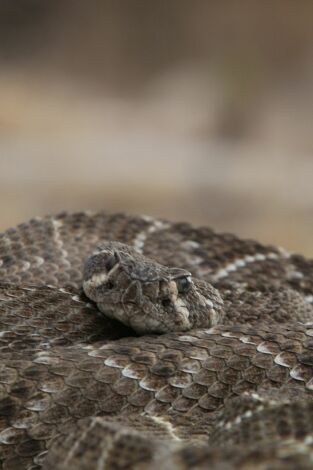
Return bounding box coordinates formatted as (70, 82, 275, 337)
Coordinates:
(1, 211, 313, 469)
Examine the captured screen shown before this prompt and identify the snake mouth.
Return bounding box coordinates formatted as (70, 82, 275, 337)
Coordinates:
(84, 276, 220, 334)
(93, 294, 193, 334)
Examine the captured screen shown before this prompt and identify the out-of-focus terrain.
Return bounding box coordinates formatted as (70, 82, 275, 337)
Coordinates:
(1, 1, 313, 254)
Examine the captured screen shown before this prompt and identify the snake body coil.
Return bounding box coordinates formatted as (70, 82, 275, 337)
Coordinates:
(1, 211, 313, 469)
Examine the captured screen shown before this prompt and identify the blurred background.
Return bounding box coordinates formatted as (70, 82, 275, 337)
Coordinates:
(1, 1, 313, 254)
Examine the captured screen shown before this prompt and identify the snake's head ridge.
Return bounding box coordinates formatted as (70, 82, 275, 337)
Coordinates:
(83, 242, 224, 334)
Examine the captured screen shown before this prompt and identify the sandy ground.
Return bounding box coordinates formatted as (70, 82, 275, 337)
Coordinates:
(1, 69, 313, 256)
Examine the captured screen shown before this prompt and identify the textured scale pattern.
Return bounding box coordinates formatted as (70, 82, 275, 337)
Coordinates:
(0, 211, 313, 469)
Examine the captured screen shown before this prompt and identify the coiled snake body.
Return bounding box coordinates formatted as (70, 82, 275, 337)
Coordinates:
(1, 211, 313, 469)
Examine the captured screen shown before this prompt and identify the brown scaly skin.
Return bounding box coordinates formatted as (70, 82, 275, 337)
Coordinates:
(0, 211, 313, 469)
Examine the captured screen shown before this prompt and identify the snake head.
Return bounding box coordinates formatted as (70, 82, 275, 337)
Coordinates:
(83, 242, 224, 334)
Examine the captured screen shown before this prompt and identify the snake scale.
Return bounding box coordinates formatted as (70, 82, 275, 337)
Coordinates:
(1, 211, 313, 469)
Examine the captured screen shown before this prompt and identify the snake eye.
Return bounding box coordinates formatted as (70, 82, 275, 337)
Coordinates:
(105, 253, 119, 272)
(176, 276, 192, 294)
(162, 298, 172, 307)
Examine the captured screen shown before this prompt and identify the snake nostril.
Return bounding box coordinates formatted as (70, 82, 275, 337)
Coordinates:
(106, 281, 114, 290)
(162, 298, 171, 307)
